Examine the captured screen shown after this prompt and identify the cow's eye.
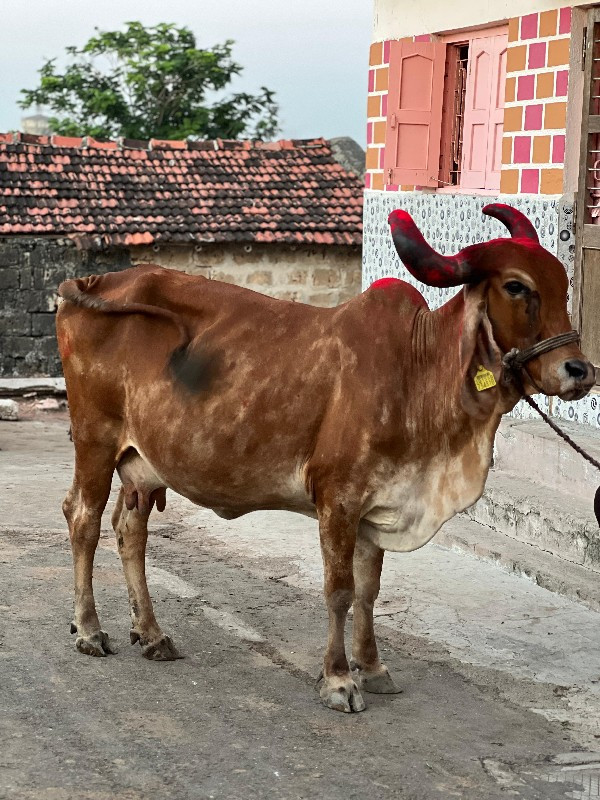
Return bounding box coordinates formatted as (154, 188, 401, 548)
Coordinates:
(504, 280, 529, 296)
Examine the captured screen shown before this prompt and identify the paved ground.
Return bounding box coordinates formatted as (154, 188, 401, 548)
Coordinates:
(2, 417, 600, 799)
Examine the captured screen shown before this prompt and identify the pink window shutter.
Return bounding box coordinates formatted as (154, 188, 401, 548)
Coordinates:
(461, 37, 493, 189)
(384, 40, 445, 187)
(461, 34, 508, 190)
(485, 35, 508, 190)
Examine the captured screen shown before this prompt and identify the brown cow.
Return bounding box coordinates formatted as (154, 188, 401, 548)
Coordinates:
(56, 204, 594, 713)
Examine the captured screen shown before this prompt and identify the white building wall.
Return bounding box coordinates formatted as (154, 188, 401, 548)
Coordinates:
(373, 0, 581, 40)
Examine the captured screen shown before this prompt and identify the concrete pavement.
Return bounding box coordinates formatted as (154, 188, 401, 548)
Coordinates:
(2, 417, 600, 799)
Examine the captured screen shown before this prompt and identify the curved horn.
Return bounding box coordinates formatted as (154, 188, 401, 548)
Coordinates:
(482, 203, 539, 243)
(388, 209, 472, 288)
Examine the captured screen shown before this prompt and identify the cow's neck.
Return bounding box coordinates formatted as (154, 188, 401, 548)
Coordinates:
(361, 291, 517, 552)
(407, 291, 513, 455)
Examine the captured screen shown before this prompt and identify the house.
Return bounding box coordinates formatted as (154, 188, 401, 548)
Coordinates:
(0, 134, 363, 376)
(21, 113, 51, 136)
(362, 0, 600, 589)
(364, 0, 600, 429)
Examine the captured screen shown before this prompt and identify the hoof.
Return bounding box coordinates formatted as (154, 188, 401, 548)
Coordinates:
(319, 675, 366, 713)
(74, 630, 117, 657)
(131, 630, 183, 661)
(355, 664, 402, 694)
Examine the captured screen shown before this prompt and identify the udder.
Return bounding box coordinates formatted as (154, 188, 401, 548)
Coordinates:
(116, 447, 167, 515)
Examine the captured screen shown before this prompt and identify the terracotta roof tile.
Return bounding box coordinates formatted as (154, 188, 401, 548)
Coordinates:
(0, 135, 363, 247)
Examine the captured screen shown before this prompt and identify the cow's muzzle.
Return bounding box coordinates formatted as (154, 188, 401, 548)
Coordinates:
(557, 358, 595, 400)
(503, 330, 595, 400)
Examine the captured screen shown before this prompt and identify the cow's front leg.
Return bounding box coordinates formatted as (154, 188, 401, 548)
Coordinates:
(351, 531, 401, 694)
(317, 503, 366, 713)
(112, 487, 182, 661)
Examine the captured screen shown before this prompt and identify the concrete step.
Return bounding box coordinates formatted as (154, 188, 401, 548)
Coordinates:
(437, 514, 600, 612)
(463, 470, 600, 572)
(495, 417, 600, 503)
(0, 377, 66, 397)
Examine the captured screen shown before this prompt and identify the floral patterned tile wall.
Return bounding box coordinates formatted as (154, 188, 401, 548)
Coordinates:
(363, 189, 600, 428)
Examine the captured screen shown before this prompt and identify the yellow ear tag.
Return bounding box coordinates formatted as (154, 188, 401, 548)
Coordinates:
(474, 365, 497, 392)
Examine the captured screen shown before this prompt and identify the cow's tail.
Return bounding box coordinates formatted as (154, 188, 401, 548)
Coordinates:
(58, 275, 191, 353)
(58, 276, 218, 391)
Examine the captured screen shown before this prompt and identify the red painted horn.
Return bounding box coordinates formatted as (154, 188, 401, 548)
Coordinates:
(388, 209, 472, 288)
(482, 203, 539, 243)
(388, 204, 540, 289)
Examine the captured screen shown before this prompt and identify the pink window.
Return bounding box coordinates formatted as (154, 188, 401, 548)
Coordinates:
(461, 34, 508, 191)
(383, 40, 446, 187)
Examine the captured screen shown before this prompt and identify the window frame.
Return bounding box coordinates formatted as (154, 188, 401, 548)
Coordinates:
(438, 41, 470, 189)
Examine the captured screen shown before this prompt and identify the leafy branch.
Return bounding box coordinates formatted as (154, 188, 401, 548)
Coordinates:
(20, 22, 280, 141)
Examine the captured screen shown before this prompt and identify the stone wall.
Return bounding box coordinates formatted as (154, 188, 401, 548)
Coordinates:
(0, 238, 361, 377)
(130, 243, 362, 307)
(0, 238, 131, 377)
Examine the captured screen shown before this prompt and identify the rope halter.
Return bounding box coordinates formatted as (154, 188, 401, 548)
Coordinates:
(502, 330, 580, 375)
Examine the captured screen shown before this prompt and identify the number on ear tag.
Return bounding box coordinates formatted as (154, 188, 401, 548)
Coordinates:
(474, 365, 497, 392)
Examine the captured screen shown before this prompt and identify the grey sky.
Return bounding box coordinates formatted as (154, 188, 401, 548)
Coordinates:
(1, 0, 371, 146)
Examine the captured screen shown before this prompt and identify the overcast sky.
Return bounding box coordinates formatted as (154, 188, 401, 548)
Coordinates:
(0, 0, 372, 147)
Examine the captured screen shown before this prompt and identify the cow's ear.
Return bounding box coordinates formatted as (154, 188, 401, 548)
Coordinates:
(459, 284, 502, 419)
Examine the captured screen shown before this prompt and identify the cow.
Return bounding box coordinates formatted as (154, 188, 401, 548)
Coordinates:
(56, 204, 594, 713)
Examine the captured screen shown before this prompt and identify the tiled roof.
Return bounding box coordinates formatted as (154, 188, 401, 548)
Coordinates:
(0, 133, 363, 248)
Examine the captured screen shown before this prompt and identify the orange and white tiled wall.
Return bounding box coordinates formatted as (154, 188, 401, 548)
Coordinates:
(365, 7, 573, 196)
(365, 39, 390, 192)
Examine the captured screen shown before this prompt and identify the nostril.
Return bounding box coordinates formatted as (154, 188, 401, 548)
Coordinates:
(564, 359, 589, 381)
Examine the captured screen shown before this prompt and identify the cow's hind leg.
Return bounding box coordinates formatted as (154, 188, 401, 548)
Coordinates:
(351, 531, 401, 694)
(63, 445, 117, 657)
(317, 503, 366, 713)
(111, 487, 182, 661)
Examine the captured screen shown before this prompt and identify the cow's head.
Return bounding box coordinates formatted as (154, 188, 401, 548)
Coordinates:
(388, 204, 594, 405)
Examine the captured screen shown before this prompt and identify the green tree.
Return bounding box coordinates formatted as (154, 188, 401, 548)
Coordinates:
(20, 22, 279, 141)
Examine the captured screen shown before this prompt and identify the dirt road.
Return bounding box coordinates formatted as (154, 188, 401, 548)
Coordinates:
(2, 418, 600, 799)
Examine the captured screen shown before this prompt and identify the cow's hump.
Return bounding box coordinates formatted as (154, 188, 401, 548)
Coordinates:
(369, 277, 427, 308)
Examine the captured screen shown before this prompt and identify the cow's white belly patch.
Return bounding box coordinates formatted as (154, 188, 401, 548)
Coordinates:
(362, 437, 493, 553)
